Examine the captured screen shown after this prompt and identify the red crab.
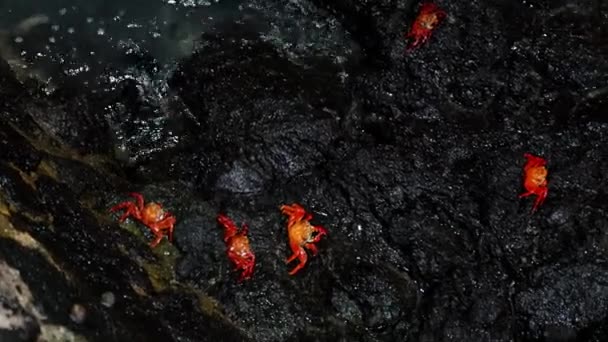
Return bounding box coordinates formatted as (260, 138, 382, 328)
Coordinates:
(405, 2, 447, 51)
(217, 214, 255, 282)
(280, 203, 328, 275)
(109, 192, 176, 248)
(518, 153, 549, 213)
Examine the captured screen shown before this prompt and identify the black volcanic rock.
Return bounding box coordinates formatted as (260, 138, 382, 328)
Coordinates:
(0, 0, 607, 341)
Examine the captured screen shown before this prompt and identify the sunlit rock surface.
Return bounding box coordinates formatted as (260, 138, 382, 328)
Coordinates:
(1, 0, 607, 341)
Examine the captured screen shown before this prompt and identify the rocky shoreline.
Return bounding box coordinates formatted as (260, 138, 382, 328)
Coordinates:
(1, 1, 608, 341)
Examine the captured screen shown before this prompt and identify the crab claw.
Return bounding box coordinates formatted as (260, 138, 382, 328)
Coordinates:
(523, 153, 546, 168)
(312, 226, 328, 242)
(217, 213, 239, 242)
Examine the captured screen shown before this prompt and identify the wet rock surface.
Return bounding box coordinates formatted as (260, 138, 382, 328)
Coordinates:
(1, 0, 608, 341)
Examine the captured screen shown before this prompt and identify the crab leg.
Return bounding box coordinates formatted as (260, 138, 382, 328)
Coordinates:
(287, 247, 308, 275)
(523, 153, 546, 168)
(217, 214, 239, 242)
(149, 216, 175, 242)
(518, 191, 535, 198)
(129, 192, 146, 212)
(532, 188, 548, 212)
(241, 258, 255, 280)
(149, 232, 164, 248)
(280, 204, 309, 227)
(286, 238, 305, 263)
(236, 253, 255, 282)
(305, 243, 319, 256)
(109, 202, 139, 222)
(240, 223, 249, 236)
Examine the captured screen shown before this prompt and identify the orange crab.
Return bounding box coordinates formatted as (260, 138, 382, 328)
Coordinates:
(518, 153, 549, 213)
(405, 2, 447, 51)
(217, 214, 255, 282)
(109, 192, 176, 247)
(280, 203, 328, 275)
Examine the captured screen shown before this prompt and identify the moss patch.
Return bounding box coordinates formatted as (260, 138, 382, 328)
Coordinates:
(140, 242, 181, 293)
(36, 159, 58, 180)
(0, 204, 65, 278)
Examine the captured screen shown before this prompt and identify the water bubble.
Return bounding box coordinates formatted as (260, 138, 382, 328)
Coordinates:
(101, 292, 116, 308)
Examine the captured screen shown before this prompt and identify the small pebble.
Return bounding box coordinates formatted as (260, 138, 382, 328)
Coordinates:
(101, 291, 115, 308)
(69, 303, 86, 324)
